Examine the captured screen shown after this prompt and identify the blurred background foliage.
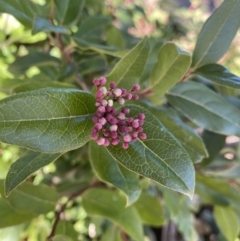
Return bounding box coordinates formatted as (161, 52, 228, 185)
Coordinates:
(1, 0, 240, 240)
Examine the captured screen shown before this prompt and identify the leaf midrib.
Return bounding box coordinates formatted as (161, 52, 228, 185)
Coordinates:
(0, 113, 94, 122)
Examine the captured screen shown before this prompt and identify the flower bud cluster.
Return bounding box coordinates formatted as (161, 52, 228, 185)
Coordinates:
(91, 76, 147, 149)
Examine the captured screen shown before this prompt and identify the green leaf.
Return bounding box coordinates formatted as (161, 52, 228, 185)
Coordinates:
(0, 181, 58, 215)
(0, 198, 35, 228)
(89, 141, 141, 206)
(8, 53, 60, 76)
(5, 151, 61, 196)
(0, 88, 96, 153)
(12, 81, 75, 93)
(52, 235, 72, 241)
(149, 42, 191, 97)
(107, 105, 195, 198)
(166, 81, 240, 136)
(74, 16, 111, 40)
(214, 206, 239, 241)
(32, 17, 71, 35)
(100, 225, 122, 241)
(196, 175, 240, 207)
(75, 40, 127, 57)
(54, 0, 85, 25)
(163, 189, 198, 241)
(192, 0, 240, 68)
(149, 106, 208, 163)
(194, 64, 240, 89)
(200, 130, 226, 167)
(133, 192, 165, 226)
(55, 221, 78, 241)
(82, 188, 144, 241)
(0, 0, 44, 28)
(107, 37, 150, 89)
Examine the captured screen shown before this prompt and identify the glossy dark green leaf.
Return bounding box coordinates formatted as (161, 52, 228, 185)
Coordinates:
(150, 106, 208, 163)
(0, 198, 35, 228)
(166, 81, 240, 136)
(214, 206, 239, 241)
(54, 0, 85, 25)
(0, 181, 58, 215)
(196, 175, 240, 207)
(107, 37, 150, 89)
(74, 16, 111, 40)
(89, 141, 141, 206)
(194, 64, 240, 89)
(5, 151, 62, 196)
(107, 105, 195, 198)
(149, 42, 191, 97)
(8, 53, 60, 76)
(200, 130, 226, 167)
(0, 0, 44, 28)
(12, 81, 75, 93)
(32, 17, 70, 35)
(82, 188, 144, 241)
(192, 0, 240, 68)
(134, 192, 165, 226)
(0, 88, 96, 153)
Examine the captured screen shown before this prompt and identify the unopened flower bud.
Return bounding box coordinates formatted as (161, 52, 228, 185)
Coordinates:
(97, 137, 105, 145)
(101, 99, 108, 106)
(123, 142, 129, 149)
(113, 88, 122, 97)
(133, 94, 139, 100)
(118, 98, 125, 105)
(108, 99, 113, 106)
(99, 87, 107, 95)
(123, 135, 132, 142)
(110, 124, 118, 132)
(110, 82, 117, 89)
(99, 77, 107, 85)
(131, 84, 140, 91)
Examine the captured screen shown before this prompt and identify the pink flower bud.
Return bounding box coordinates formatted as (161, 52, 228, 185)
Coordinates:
(118, 112, 125, 120)
(99, 117, 107, 125)
(118, 98, 125, 105)
(138, 113, 145, 120)
(131, 84, 140, 91)
(125, 93, 132, 100)
(104, 139, 110, 147)
(113, 88, 122, 97)
(110, 125, 118, 132)
(111, 131, 118, 139)
(94, 123, 102, 131)
(121, 89, 127, 95)
(91, 132, 98, 140)
(133, 94, 139, 100)
(108, 99, 113, 106)
(97, 137, 105, 145)
(139, 133, 147, 140)
(99, 76, 107, 85)
(112, 139, 119, 145)
(99, 87, 107, 95)
(132, 120, 139, 128)
(98, 106, 105, 113)
(123, 142, 129, 149)
(123, 135, 132, 142)
(110, 82, 117, 89)
(93, 78, 100, 86)
(101, 99, 108, 106)
(121, 108, 130, 114)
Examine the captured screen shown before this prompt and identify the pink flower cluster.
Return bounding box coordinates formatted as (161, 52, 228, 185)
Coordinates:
(91, 76, 147, 149)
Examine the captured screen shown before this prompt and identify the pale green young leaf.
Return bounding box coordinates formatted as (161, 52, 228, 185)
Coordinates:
(194, 64, 240, 89)
(214, 206, 239, 241)
(107, 105, 195, 198)
(5, 151, 62, 196)
(0, 88, 96, 153)
(192, 0, 240, 68)
(82, 188, 144, 241)
(149, 42, 191, 97)
(8, 53, 61, 76)
(134, 192, 165, 226)
(89, 141, 141, 206)
(32, 17, 71, 35)
(166, 81, 240, 136)
(107, 37, 150, 89)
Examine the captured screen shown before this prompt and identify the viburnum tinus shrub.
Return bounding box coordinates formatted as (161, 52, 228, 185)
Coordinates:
(1, 0, 240, 240)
